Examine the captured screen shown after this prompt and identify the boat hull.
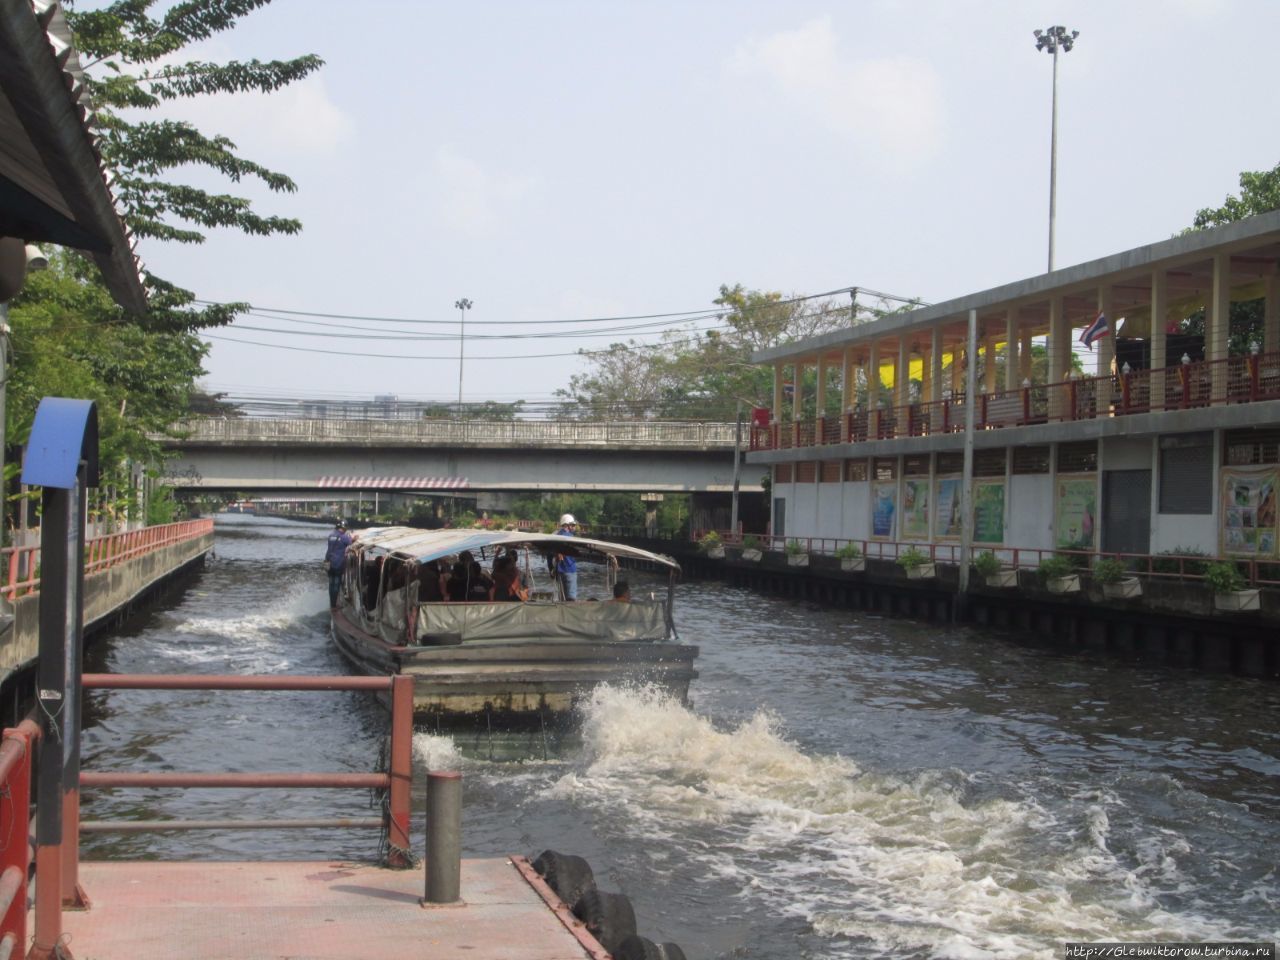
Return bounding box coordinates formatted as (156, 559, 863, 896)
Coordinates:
(331, 608, 698, 724)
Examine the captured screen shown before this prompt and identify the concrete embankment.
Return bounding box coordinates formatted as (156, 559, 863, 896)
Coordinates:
(623, 539, 1279, 679)
(0, 524, 215, 687)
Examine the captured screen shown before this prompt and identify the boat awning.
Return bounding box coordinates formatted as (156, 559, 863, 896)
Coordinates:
(0, 0, 147, 313)
(318, 476, 469, 489)
(353, 526, 680, 572)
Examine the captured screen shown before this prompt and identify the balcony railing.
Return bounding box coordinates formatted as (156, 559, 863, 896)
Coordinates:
(749, 351, 1280, 452)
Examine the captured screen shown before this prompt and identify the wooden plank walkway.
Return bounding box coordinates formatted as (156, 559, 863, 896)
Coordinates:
(45, 857, 603, 960)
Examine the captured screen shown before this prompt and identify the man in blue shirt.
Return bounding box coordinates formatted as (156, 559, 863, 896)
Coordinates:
(325, 519, 354, 608)
(552, 513, 578, 600)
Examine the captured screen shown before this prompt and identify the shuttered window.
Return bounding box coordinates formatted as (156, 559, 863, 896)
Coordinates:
(873, 458, 897, 481)
(1159, 433, 1212, 514)
(844, 459, 868, 482)
(775, 463, 792, 483)
(796, 461, 817, 483)
(1058, 441, 1098, 473)
(1012, 445, 1050, 474)
(903, 455, 930, 476)
(820, 461, 841, 483)
(975, 449, 1007, 478)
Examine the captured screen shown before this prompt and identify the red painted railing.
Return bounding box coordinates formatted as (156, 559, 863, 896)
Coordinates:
(0, 720, 38, 958)
(1, 518, 213, 601)
(749, 351, 1280, 451)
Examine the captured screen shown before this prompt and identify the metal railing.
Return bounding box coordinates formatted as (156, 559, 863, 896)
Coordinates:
(77, 674, 414, 864)
(750, 351, 1280, 451)
(1, 518, 213, 601)
(169, 418, 740, 449)
(0, 720, 39, 959)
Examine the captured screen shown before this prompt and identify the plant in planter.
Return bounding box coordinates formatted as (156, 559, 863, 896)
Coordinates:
(1093, 556, 1142, 599)
(897, 546, 935, 579)
(1037, 554, 1080, 594)
(973, 550, 1016, 587)
(1205, 560, 1259, 612)
(740, 534, 763, 562)
(698, 530, 725, 559)
(834, 542, 864, 572)
(784, 539, 810, 567)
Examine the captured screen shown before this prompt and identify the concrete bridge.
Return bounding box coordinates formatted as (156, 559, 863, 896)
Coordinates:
(158, 418, 758, 495)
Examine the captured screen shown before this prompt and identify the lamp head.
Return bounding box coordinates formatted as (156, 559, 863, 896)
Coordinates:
(25, 244, 48, 272)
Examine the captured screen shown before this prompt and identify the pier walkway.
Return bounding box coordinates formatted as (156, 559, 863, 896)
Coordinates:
(52, 857, 600, 960)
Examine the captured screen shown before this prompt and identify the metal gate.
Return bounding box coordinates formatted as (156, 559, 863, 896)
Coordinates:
(1102, 469, 1151, 555)
(772, 498, 786, 539)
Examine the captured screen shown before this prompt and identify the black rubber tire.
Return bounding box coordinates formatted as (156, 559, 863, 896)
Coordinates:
(657, 943, 688, 960)
(572, 888, 637, 954)
(615, 934, 662, 960)
(531, 850, 595, 907)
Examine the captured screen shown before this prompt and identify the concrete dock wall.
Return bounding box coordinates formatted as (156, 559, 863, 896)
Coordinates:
(0, 529, 214, 683)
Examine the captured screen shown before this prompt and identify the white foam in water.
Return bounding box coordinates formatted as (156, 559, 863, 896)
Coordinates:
(550, 684, 1247, 959)
(413, 733, 463, 771)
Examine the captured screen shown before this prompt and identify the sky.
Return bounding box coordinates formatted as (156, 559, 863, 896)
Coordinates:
(126, 0, 1280, 411)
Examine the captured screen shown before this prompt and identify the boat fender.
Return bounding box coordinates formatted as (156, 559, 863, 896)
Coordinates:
(571, 887, 637, 955)
(530, 849, 595, 907)
(616, 936, 689, 960)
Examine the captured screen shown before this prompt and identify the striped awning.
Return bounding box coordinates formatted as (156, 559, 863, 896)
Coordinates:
(318, 476, 469, 490)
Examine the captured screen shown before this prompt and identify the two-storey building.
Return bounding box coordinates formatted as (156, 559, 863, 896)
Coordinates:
(747, 211, 1280, 568)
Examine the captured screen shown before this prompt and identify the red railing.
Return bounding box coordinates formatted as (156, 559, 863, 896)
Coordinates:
(749, 351, 1280, 451)
(0, 720, 38, 958)
(1, 518, 213, 601)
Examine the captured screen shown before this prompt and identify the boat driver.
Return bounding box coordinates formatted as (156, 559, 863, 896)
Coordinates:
(324, 519, 354, 609)
(552, 513, 579, 600)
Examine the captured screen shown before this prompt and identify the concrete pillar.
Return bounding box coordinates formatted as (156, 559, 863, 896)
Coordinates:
(867, 340, 881, 435)
(841, 348, 853, 410)
(981, 332, 996, 394)
(1005, 309, 1019, 392)
(1151, 269, 1168, 409)
(930, 327, 943, 403)
(951, 343, 963, 395)
(772, 363, 783, 421)
(816, 354, 827, 418)
(1019, 331, 1033, 382)
(1265, 266, 1280, 355)
(896, 336, 910, 411)
(1097, 284, 1114, 414)
(792, 362, 803, 423)
(1047, 294, 1069, 417)
(1209, 252, 1230, 401)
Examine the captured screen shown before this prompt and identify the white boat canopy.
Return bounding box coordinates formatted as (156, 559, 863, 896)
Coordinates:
(352, 526, 681, 572)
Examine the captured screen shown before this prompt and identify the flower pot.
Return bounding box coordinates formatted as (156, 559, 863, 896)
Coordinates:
(703, 544, 725, 559)
(984, 568, 1018, 588)
(786, 553, 810, 568)
(905, 562, 935, 580)
(1214, 588, 1260, 612)
(840, 557, 865, 572)
(1102, 577, 1142, 599)
(1047, 573, 1080, 594)
(740, 548, 762, 562)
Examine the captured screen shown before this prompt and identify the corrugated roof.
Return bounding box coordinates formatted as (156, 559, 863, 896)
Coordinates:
(0, 0, 147, 313)
(354, 526, 681, 571)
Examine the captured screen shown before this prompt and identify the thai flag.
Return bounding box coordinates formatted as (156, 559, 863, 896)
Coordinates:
(1079, 310, 1109, 351)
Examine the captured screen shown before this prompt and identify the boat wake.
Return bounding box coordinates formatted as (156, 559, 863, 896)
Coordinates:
(539, 684, 1252, 959)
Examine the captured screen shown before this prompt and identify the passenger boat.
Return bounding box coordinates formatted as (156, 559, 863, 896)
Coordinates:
(329, 526, 697, 725)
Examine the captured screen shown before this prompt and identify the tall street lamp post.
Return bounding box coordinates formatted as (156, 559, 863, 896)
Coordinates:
(1034, 25, 1078, 272)
(454, 298, 472, 414)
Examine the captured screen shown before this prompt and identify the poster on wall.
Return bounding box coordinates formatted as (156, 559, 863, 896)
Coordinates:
(973, 481, 1006, 544)
(872, 482, 897, 538)
(1055, 476, 1096, 550)
(1221, 467, 1278, 556)
(935, 478, 963, 539)
(902, 479, 930, 540)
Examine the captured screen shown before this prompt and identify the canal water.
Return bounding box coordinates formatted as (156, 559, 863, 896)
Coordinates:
(81, 515, 1279, 959)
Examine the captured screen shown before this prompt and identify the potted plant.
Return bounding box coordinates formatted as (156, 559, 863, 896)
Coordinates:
(896, 546, 934, 580)
(1037, 554, 1080, 594)
(699, 530, 725, 559)
(835, 542, 865, 572)
(740, 534, 763, 563)
(973, 550, 1017, 588)
(1205, 561, 1259, 612)
(784, 539, 810, 567)
(1093, 556, 1141, 599)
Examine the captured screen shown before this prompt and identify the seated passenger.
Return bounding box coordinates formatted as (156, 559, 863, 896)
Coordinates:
(447, 551, 474, 602)
(612, 580, 631, 603)
(491, 553, 527, 602)
(466, 560, 494, 602)
(417, 560, 446, 602)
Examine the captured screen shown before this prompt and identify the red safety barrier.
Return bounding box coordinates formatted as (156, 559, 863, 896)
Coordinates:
(1, 518, 213, 601)
(0, 720, 39, 957)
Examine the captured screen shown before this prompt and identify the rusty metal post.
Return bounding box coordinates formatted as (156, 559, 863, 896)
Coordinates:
(386, 675, 413, 867)
(424, 771, 462, 905)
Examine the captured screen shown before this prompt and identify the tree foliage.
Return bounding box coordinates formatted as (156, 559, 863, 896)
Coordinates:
(554, 285, 875, 420)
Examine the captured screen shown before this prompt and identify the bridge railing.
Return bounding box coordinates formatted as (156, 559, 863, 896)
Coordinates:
(167, 418, 741, 448)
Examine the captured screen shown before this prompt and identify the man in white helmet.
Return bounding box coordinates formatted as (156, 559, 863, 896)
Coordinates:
(552, 513, 579, 600)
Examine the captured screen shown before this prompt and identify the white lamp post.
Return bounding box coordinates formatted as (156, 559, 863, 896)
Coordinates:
(1034, 25, 1079, 272)
(454, 298, 472, 415)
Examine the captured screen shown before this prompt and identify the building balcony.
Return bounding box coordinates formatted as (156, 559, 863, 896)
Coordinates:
(749, 351, 1280, 453)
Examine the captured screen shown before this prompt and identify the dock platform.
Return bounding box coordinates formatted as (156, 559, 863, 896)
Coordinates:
(45, 856, 603, 959)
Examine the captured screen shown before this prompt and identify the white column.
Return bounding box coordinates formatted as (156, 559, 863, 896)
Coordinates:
(1097, 284, 1115, 414)
(816, 354, 827, 418)
(930, 327, 943, 401)
(1265, 266, 1280, 355)
(772, 363, 783, 420)
(982, 331, 996, 394)
(1150, 269, 1168, 409)
(1047, 294, 1069, 417)
(867, 340, 881, 435)
(1019, 332, 1032, 382)
(841, 347, 853, 410)
(1005, 309, 1019, 392)
(1209, 252, 1230, 401)
(896, 336, 910, 410)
